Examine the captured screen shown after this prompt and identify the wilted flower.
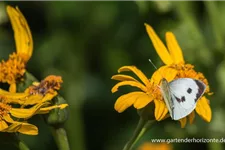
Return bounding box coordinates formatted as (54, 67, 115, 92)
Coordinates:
(0, 75, 68, 135)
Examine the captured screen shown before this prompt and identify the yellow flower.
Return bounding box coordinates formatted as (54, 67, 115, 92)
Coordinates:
(145, 23, 211, 127)
(27, 75, 63, 96)
(0, 6, 33, 92)
(137, 142, 172, 150)
(111, 24, 212, 128)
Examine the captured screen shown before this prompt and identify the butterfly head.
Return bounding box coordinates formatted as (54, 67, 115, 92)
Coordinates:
(159, 78, 169, 88)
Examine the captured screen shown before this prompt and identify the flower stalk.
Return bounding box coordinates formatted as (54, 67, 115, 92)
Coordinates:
(123, 118, 155, 150)
(51, 126, 70, 150)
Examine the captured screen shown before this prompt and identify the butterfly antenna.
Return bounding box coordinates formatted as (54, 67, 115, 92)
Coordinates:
(148, 59, 164, 86)
(148, 59, 158, 70)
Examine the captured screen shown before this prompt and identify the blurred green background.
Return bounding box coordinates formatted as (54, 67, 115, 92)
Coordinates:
(0, 1, 225, 150)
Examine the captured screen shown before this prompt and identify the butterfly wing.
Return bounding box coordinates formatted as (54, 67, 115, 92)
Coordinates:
(168, 78, 206, 120)
(160, 78, 174, 118)
(170, 94, 196, 120)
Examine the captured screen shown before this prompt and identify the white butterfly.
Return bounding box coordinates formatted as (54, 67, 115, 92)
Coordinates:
(160, 78, 206, 120)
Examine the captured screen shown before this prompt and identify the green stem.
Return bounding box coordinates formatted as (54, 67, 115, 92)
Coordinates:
(123, 118, 155, 150)
(51, 126, 70, 150)
(18, 140, 30, 150)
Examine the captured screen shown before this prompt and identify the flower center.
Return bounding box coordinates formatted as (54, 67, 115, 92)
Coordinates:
(170, 63, 210, 93)
(148, 63, 210, 101)
(0, 96, 11, 121)
(147, 82, 163, 101)
(28, 75, 63, 95)
(0, 52, 26, 84)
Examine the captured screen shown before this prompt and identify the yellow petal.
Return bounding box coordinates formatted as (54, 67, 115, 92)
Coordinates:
(0, 89, 28, 98)
(111, 74, 138, 82)
(0, 89, 46, 105)
(195, 96, 212, 122)
(3, 114, 15, 123)
(7, 6, 33, 62)
(118, 66, 150, 86)
(3, 122, 21, 133)
(166, 32, 184, 64)
(151, 66, 178, 84)
(37, 104, 68, 114)
(23, 94, 43, 105)
(10, 102, 47, 119)
(144, 23, 173, 65)
(9, 83, 17, 93)
(3, 90, 55, 106)
(114, 92, 147, 113)
(188, 111, 195, 124)
(163, 67, 178, 82)
(2, 115, 38, 135)
(154, 100, 168, 121)
(179, 117, 187, 128)
(0, 121, 8, 131)
(133, 93, 153, 109)
(17, 123, 38, 135)
(159, 107, 169, 121)
(0, 89, 28, 104)
(111, 81, 147, 93)
(3, 122, 38, 135)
